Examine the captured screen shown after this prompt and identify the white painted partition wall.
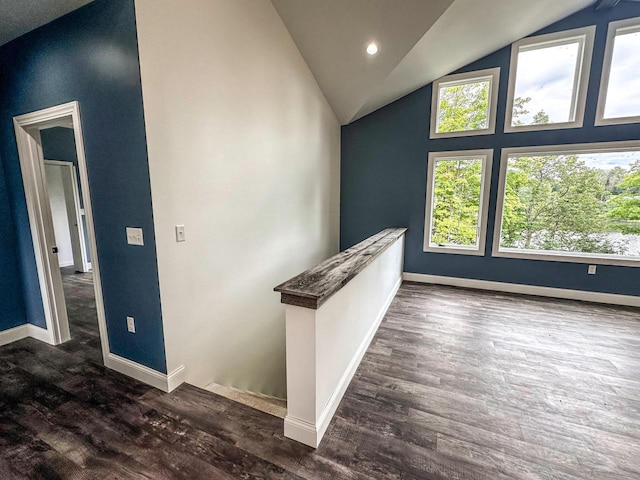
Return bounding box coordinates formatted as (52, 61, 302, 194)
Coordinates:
(284, 235, 404, 447)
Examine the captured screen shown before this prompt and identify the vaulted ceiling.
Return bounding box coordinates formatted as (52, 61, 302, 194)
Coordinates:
(1, 0, 599, 125)
(0, 0, 93, 46)
(272, 0, 597, 124)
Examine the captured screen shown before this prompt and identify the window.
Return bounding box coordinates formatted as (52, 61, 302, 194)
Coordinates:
(596, 17, 640, 126)
(505, 26, 595, 132)
(430, 68, 500, 138)
(424, 150, 493, 255)
(493, 143, 640, 266)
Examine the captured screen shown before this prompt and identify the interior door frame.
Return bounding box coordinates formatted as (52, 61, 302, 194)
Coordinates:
(14, 101, 109, 364)
(44, 160, 92, 273)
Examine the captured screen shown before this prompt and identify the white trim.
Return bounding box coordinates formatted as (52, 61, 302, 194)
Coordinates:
(106, 353, 185, 393)
(43, 159, 73, 167)
(0, 324, 56, 347)
(504, 26, 595, 133)
(492, 141, 640, 267)
(595, 17, 640, 127)
(403, 272, 640, 308)
(14, 102, 110, 363)
(167, 365, 187, 392)
(0, 325, 29, 346)
(27, 324, 55, 344)
(13, 102, 173, 393)
(284, 276, 402, 448)
(424, 149, 493, 256)
(284, 417, 318, 448)
(14, 116, 69, 344)
(0, 323, 184, 392)
(430, 68, 500, 139)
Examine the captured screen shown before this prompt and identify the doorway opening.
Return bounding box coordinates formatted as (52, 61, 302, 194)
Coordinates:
(13, 102, 109, 365)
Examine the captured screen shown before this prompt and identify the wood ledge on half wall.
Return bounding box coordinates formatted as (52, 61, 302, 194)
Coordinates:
(274, 228, 407, 310)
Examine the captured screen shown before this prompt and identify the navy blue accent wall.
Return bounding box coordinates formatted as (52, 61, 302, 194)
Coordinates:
(0, 0, 167, 372)
(41, 128, 77, 165)
(341, 3, 640, 296)
(0, 156, 27, 332)
(41, 127, 91, 261)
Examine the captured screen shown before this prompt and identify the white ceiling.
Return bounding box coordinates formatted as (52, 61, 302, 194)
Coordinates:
(1, 0, 597, 125)
(0, 0, 93, 47)
(273, 0, 597, 124)
(271, 0, 455, 124)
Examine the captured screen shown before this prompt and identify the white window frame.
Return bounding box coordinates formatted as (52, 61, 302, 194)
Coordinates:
(504, 26, 596, 133)
(492, 141, 640, 267)
(430, 68, 500, 139)
(424, 149, 493, 256)
(596, 17, 640, 126)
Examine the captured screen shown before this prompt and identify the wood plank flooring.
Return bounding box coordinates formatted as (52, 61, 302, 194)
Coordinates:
(1, 275, 640, 479)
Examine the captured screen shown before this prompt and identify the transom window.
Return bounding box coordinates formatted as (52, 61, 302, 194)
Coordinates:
(505, 26, 595, 132)
(430, 68, 500, 139)
(493, 143, 640, 266)
(596, 17, 640, 126)
(424, 150, 493, 255)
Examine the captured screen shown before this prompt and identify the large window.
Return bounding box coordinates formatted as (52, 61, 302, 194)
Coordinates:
(505, 27, 595, 132)
(596, 17, 640, 126)
(493, 143, 640, 266)
(424, 150, 493, 255)
(430, 69, 500, 139)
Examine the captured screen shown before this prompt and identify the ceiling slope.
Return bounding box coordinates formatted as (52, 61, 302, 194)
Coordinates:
(271, 0, 455, 124)
(354, 0, 595, 121)
(273, 0, 596, 125)
(0, 0, 93, 46)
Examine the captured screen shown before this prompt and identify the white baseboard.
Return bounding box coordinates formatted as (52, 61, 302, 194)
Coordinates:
(285, 274, 403, 448)
(403, 273, 640, 307)
(0, 323, 56, 347)
(167, 365, 187, 392)
(28, 324, 55, 344)
(106, 353, 185, 393)
(284, 416, 318, 448)
(0, 325, 29, 346)
(0, 325, 184, 393)
(59, 260, 74, 267)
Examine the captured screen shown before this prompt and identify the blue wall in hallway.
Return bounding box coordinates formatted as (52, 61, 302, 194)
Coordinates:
(42, 128, 78, 168)
(0, 156, 27, 332)
(0, 0, 167, 372)
(341, 3, 640, 296)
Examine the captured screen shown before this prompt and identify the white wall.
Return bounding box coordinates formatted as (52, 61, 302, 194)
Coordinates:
(44, 164, 74, 267)
(285, 236, 404, 447)
(135, 0, 341, 398)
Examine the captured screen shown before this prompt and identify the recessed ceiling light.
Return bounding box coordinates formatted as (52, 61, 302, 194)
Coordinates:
(366, 42, 378, 55)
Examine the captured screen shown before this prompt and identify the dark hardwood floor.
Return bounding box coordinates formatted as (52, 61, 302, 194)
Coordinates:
(2, 275, 640, 479)
(57, 267, 103, 365)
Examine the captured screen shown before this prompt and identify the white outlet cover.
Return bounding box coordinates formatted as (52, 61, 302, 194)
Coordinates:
(588, 265, 597, 275)
(175, 225, 186, 242)
(126, 227, 144, 246)
(126, 316, 136, 333)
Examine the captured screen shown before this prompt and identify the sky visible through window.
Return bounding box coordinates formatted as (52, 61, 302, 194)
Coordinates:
(604, 29, 640, 119)
(500, 150, 640, 258)
(512, 42, 580, 125)
(579, 151, 640, 170)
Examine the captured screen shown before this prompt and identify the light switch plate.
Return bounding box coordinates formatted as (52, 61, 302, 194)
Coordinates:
(175, 225, 186, 242)
(126, 227, 144, 246)
(588, 265, 597, 275)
